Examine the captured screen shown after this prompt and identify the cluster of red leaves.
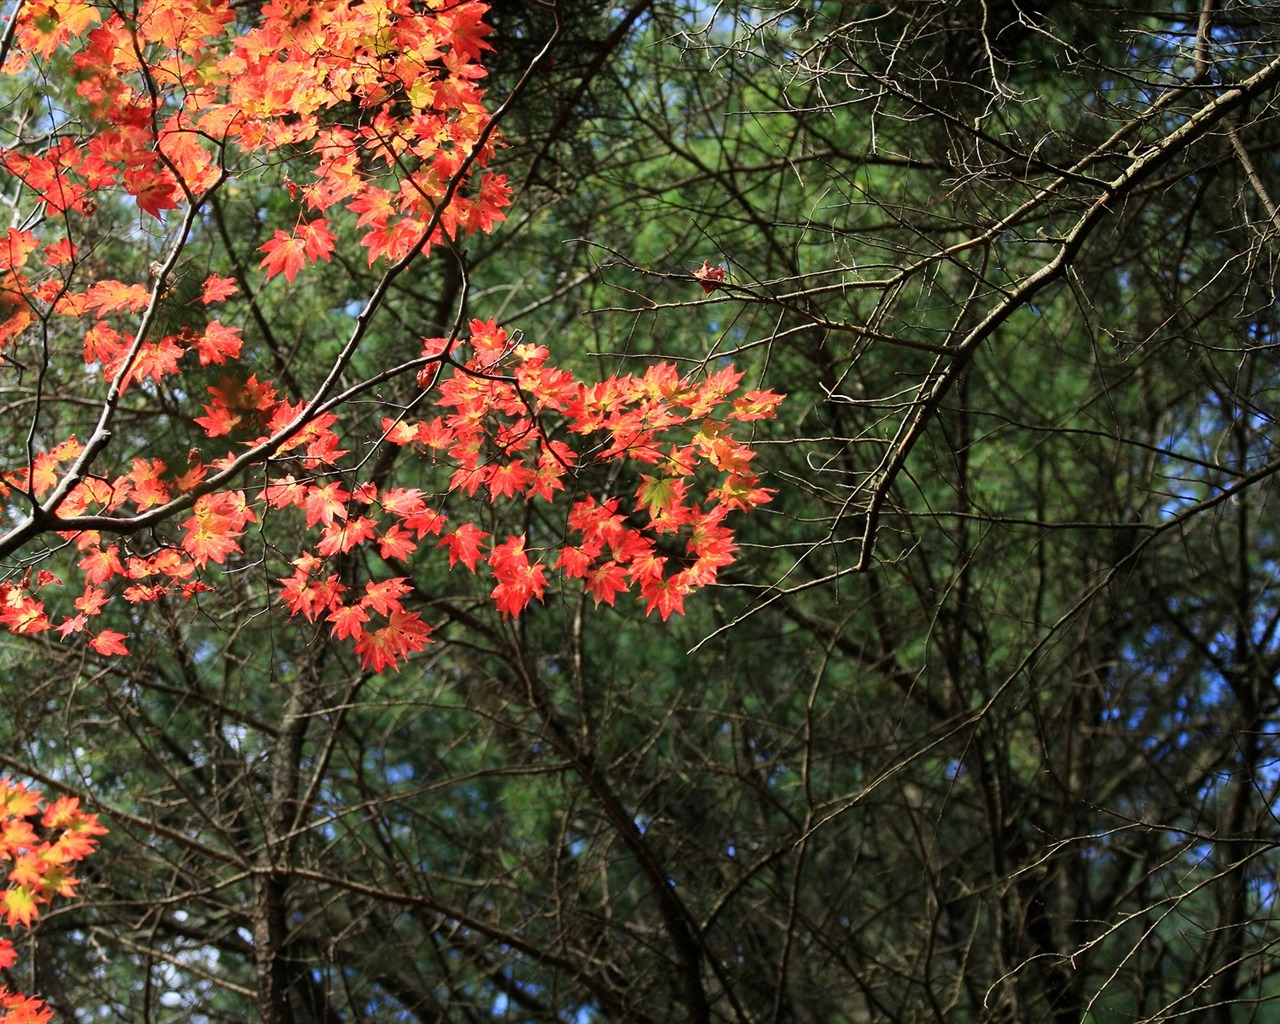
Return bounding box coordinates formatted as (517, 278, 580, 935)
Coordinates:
(0, 0, 506, 345)
(0, 778, 105, 1024)
(0, 311, 780, 672)
(0, 0, 784, 675)
(389, 320, 781, 621)
(267, 317, 780, 664)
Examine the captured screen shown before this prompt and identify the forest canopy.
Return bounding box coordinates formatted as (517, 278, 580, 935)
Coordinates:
(1, 1, 1280, 1023)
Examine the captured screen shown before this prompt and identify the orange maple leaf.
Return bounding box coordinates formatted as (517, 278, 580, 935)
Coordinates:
(0, 781, 40, 819)
(2, 886, 37, 929)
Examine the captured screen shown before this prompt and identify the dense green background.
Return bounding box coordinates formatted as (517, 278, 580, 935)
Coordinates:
(5, 1, 1280, 1022)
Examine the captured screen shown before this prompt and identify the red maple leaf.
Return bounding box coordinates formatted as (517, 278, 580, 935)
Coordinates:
(379, 487, 426, 516)
(263, 475, 308, 510)
(304, 481, 350, 527)
(279, 566, 346, 622)
(78, 546, 123, 585)
(181, 491, 253, 567)
(639, 573, 689, 621)
(191, 321, 243, 365)
(0, 988, 55, 1024)
(317, 515, 379, 556)
(75, 587, 108, 616)
(327, 603, 369, 642)
(555, 541, 600, 579)
(731, 389, 785, 421)
(0, 590, 50, 635)
(360, 577, 411, 616)
(352, 608, 433, 673)
(200, 274, 238, 304)
(88, 630, 129, 656)
(377, 524, 417, 560)
(347, 186, 395, 230)
(82, 279, 151, 314)
(258, 230, 307, 282)
(585, 561, 630, 607)
(43, 238, 75, 266)
(297, 219, 336, 262)
(439, 522, 488, 571)
(124, 164, 179, 219)
(486, 459, 535, 500)
(692, 261, 726, 293)
(488, 534, 547, 618)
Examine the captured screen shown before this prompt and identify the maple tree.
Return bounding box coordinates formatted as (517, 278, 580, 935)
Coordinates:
(0, 0, 781, 673)
(0, 778, 104, 1024)
(4, 1, 1280, 1023)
